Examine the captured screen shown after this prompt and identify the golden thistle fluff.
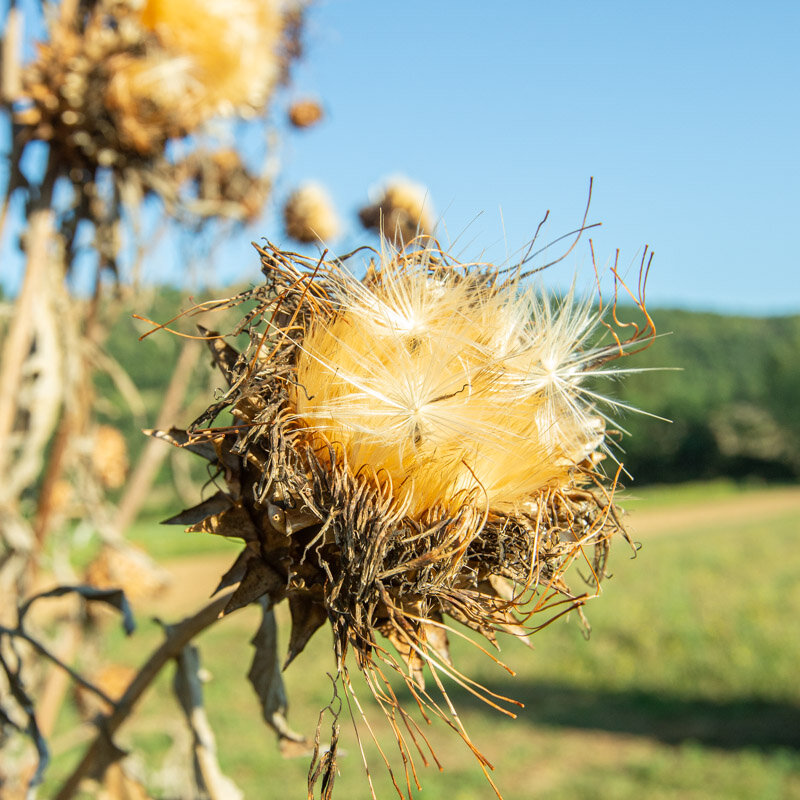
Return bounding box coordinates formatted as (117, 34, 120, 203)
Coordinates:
(290, 246, 636, 525)
(119, 0, 284, 123)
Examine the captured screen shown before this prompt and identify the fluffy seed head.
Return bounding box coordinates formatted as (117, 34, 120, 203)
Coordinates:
(290, 248, 628, 522)
(159, 236, 656, 798)
(358, 176, 435, 243)
(136, 0, 285, 119)
(283, 182, 341, 243)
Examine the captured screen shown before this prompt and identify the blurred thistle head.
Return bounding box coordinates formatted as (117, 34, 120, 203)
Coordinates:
(91, 424, 129, 490)
(133, 0, 286, 120)
(15, 0, 300, 175)
(283, 182, 341, 243)
(156, 233, 655, 795)
(287, 97, 324, 129)
(358, 176, 435, 244)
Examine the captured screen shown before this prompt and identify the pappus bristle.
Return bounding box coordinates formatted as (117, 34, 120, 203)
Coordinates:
(289, 247, 642, 524)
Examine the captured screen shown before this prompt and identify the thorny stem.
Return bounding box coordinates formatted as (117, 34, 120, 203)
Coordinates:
(54, 590, 234, 800)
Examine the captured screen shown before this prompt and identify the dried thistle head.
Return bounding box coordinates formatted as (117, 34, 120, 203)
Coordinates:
(84, 542, 171, 605)
(283, 182, 341, 243)
(19, 0, 292, 161)
(157, 236, 654, 796)
(359, 177, 435, 244)
(288, 98, 324, 129)
(11, 0, 301, 229)
(91, 425, 129, 490)
(134, 0, 286, 120)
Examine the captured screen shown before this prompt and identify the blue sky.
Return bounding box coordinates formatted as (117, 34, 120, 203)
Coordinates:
(2, 1, 799, 314)
(270, 0, 799, 314)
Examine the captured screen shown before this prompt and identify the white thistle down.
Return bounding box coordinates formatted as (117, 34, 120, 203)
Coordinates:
(288, 246, 652, 520)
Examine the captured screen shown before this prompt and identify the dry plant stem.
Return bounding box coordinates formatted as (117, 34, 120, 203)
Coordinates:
(30, 625, 84, 739)
(0, 169, 57, 484)
(34, 281, 109, 554)
(32, 417, 73, 550)
(54, 589, 235, 800)
(111, 338, 202, 537)
(1, 7, 23, 102)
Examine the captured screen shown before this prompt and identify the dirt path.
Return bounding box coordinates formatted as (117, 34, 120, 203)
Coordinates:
(625, 485, 800, 537)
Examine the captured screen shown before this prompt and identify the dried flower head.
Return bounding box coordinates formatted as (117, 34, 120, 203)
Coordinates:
(288, 98, 324, 128)
(359, 177, 435, 243)
(19, 0, 291, 160)
(10, 0, 300, 231)
(283, 182, 341, 243)
(156, 235, 655, 797)
(134, 0, 286, 120)
(84, 542, 171, 605)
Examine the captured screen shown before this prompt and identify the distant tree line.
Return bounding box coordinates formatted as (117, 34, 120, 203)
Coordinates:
(611, 308, 800, 485)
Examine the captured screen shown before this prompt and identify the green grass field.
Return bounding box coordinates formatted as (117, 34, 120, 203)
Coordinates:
(42, 483, 800, 799)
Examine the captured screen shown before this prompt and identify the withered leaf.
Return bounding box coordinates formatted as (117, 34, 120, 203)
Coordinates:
(145, 427, 218, 462)
(477, 580, 532, 647)
(19, 584, 135, 635)
(379, 622, 425, 688)
(441, 601, 499, 649)
(247, 597, 306, 743)
(422, 612, 453, 667)
(198, 324, 240, 386)
(173, 643, 243, 800)
(284, 591, 328, 669)
(211, 548, 251, 597)
(187, 504, 258, 542)
(224, 557, 285, 615)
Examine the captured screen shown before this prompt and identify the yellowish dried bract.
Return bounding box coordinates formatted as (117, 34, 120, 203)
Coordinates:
(283, 182, 340, 243)
(359, 177, 435, 243)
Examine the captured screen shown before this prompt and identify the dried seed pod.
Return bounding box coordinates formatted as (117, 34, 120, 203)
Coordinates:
(283, 182, 340, 243)
(159, 238, 655, 794)
(91, 425, 129, 490)
(359, 176, 435, 243)
(15, 0, 300, 212)
(84, 542, 171, 605)
(288, 98, 324, 129)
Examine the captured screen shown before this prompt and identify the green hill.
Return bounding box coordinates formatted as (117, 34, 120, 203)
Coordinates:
(610, 309, 800, 484)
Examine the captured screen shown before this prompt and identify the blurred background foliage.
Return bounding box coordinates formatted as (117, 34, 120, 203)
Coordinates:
(614, 308, 800, 484)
